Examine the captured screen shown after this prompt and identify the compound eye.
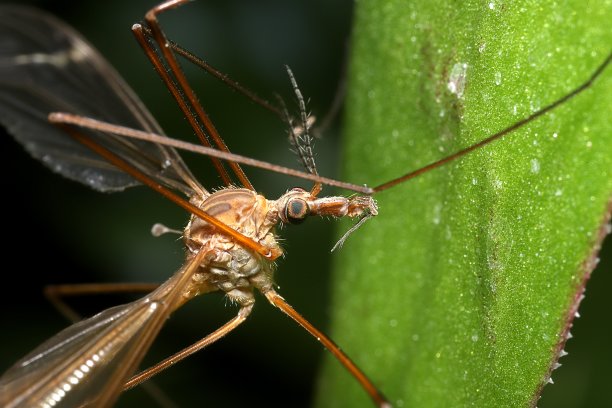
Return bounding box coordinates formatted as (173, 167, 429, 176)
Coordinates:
(285, 198, 310, 224)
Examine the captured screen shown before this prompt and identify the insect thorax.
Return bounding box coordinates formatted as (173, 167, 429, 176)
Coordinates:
(182, 188, 282, 305)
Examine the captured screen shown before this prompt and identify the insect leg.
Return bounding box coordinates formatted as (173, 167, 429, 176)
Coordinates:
(263, 289, 391, 408)
(124, 304, 253, 390)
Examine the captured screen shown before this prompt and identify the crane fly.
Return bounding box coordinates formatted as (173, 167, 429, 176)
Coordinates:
(0, 1, 610, 407)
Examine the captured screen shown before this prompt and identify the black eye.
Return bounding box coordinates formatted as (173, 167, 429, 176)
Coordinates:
(285, 198, 310, 224)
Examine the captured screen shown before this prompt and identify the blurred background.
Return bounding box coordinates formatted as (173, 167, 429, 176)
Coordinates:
(0, 1, 609, 407)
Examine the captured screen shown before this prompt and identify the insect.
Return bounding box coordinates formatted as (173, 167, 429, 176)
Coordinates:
(0, 0, 608, 408)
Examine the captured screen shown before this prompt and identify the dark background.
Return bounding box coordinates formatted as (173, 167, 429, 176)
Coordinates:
(0, 1, 610, 407)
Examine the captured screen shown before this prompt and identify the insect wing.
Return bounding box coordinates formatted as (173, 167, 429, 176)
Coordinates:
(0, 301, 162, 407)
(0, 6, 199, 194)
(0, 242, 209, 408)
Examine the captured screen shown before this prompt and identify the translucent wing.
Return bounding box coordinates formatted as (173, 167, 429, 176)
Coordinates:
(0, 303, 164, 408)
(0, 252, 206, 408)
(0, 6, 202, 194)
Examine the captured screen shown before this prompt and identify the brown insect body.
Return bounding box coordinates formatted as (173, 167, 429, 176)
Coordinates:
(0, 0, 386, 395)
(0, 1, 608, 407)
(182, 186, 377, 306)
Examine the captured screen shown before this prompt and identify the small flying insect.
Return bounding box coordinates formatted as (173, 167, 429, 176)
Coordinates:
(0, 1, 609, 407)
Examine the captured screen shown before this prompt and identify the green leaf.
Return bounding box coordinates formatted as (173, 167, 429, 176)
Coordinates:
(316, 1, 611, 407)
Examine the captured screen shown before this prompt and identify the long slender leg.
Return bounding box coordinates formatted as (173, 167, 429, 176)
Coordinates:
(142, 28, 284, 119)
(130, 25, 232, 188)
(124, 303, 254, 390)
(263, 289, 391, 408)
(138, 0, 253, 190)
(373, 51, 612, 192)
(48, 112, 374, 195)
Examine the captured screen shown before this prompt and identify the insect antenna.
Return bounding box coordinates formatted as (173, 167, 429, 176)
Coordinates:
(284, 67, 319, 176)
(274, 67, 377, 248)
(277, 66, 322, 197)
